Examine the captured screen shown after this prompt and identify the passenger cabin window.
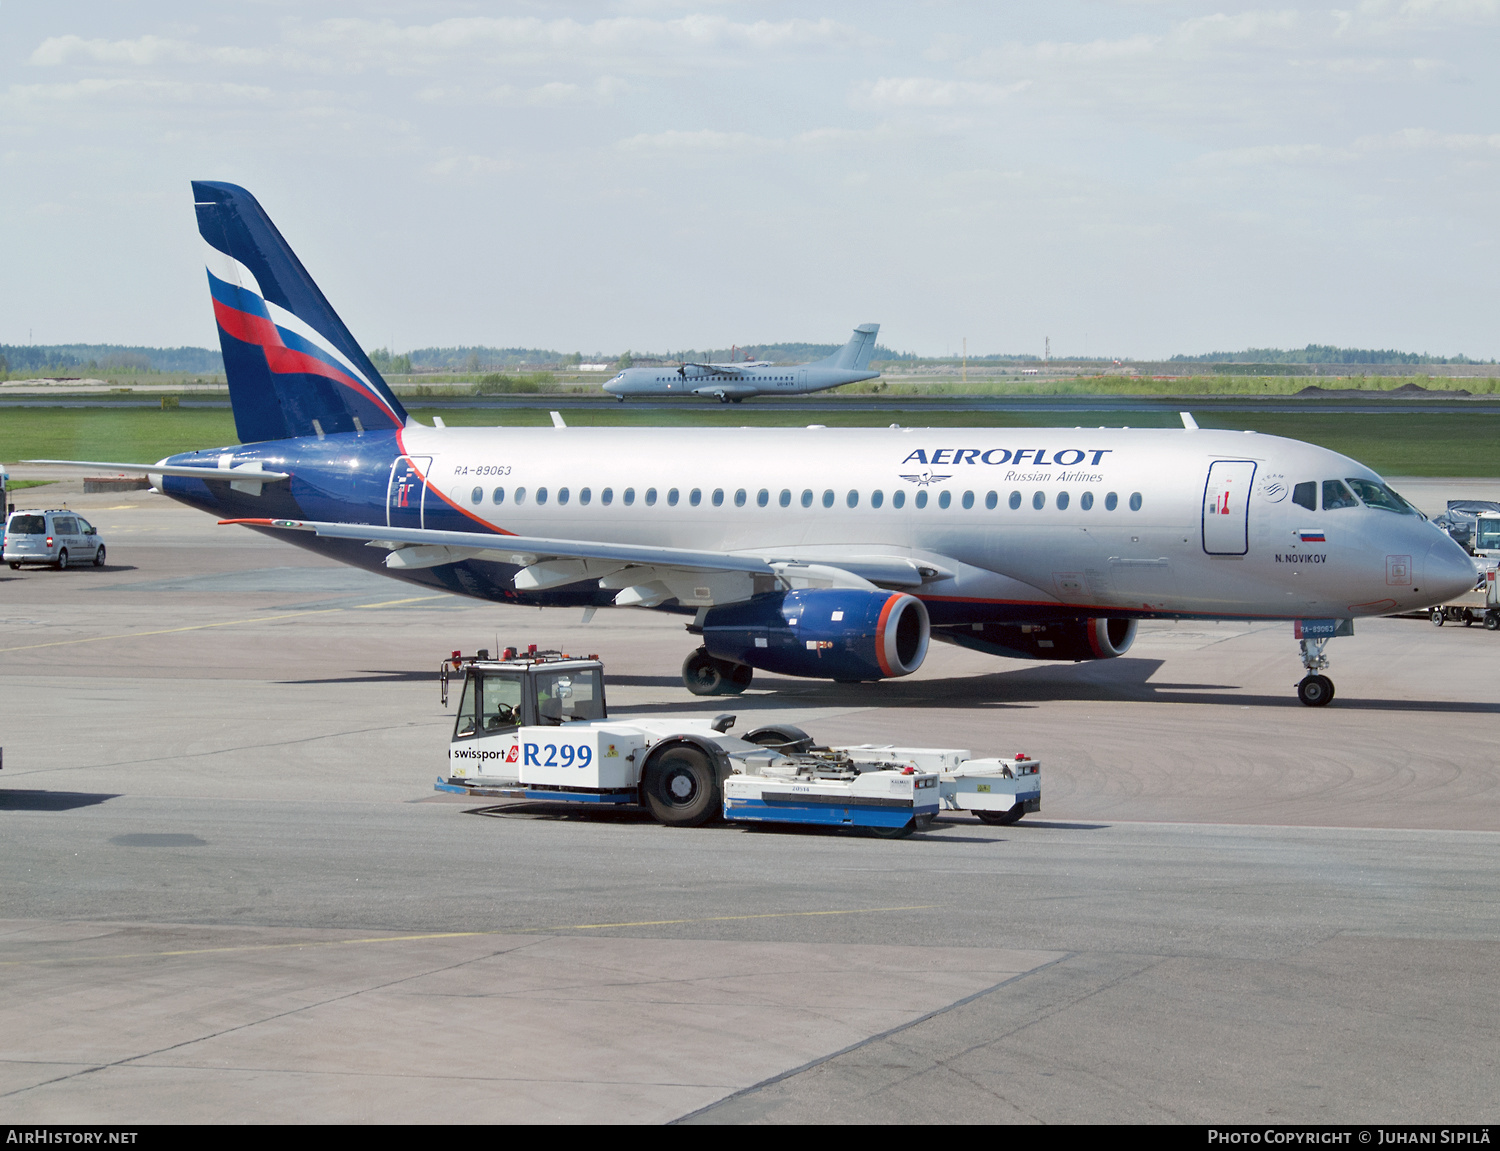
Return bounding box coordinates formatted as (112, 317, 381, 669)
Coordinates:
(713, 488, 725, 507)
(515, 487, 527, 505)
(779, 489, 791, 507)
(1009, 491, 1022, 510)
(558, 488, 570, 505)
(536, 487, 549, 505)
(492, 487, 505, 505)
(1129, 492, 1142, 511)
(1080, 491, 1093, 510)
(690, 488, 702, 507)
(470, 487, 482, 504)
(985, 491, 997, 510)
(667, 488, 679, 506)
(734, 488, 747, 507)
(1292, 482, 1316, 511)
(644, 488, 657, 506)
(916, 491, 928, 509)
(962, 491, 974, 510)
(1323, 480, 1359, 510)
(601, 487, 613, 506)
(847, 490, 859, 508)
(1104, 492, 1117, 511)
(1032, 491, 1045, 510)
(892, 490, 905, 508)
(871, 490, 884, 508)
(757, 489, 769, 507)
(801, 489, 813, 508)
(579, 488, 591, 505)
(938, 490, 951, 509)
(1057, 492, 1070, 510)
(623, 487, 636, 506)
(822, 490, 835, 508)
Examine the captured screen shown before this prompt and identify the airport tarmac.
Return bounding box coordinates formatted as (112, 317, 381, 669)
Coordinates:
(1, 481, 1498, 1123)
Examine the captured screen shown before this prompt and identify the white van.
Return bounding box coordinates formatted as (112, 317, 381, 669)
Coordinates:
(3, 509, 106, 569)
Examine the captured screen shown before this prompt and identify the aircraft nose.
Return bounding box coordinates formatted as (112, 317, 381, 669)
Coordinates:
(1423, 535, 1479, 603)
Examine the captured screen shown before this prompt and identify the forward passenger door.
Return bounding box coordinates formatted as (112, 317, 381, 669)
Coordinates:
(1202, 460, 1257, 556)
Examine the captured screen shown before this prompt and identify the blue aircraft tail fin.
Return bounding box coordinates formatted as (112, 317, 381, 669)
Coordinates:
(192, 181, 408, 444)
(823, 323, 880, 371)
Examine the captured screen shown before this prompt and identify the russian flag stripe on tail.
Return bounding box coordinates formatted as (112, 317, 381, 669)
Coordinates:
(193, 181, 408, 444)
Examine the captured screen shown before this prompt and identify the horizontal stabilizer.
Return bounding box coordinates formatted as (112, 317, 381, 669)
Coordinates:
(25, 458, 290, 481)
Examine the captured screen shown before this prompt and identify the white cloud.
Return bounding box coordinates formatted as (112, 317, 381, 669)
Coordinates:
(31, 15, 864, 78)
(3, 77, 274, 106)
(32, 34, 280, 69)
(617, 128, 780, 152)
(861, 77, 1028, 108)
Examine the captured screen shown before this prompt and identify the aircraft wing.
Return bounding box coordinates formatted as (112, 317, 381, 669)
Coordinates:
(227, 517, 773, 573)
(221, 518, 946, 604)
(680, 363, 749, 377)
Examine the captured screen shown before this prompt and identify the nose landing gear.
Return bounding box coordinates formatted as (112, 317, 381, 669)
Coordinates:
(1296, 635, 1335, 707)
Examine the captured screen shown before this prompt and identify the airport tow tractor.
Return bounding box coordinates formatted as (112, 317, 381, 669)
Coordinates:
(1430, 567, 1500, 631)
(435, 648, 1040, 835)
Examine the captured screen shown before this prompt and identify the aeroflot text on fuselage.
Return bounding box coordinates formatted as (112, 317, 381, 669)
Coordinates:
(900, 448, 1115, 467)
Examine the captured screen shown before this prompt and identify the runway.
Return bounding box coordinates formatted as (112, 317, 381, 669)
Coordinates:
(1, 482, 1497, 1122)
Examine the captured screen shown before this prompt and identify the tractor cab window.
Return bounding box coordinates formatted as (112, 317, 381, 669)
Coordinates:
(480, 673, 525, 731)
(455, 671, 525, 738)
(533, 668, 605, 725)
(455, 675, 478, 738)
(1322, 480, 1360, 510)
(1291, 482, 1316, 511)
(1476, 518, 1500, 552)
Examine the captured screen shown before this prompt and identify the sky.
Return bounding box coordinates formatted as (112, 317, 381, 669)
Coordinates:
(1, 1, 1497, 359)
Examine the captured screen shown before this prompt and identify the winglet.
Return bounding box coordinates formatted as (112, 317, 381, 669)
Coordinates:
(550, 411, 567, 428)
(1180, 412, 1199, 430)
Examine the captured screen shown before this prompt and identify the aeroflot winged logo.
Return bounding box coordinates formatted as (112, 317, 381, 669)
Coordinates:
(900, 470, 952, 486)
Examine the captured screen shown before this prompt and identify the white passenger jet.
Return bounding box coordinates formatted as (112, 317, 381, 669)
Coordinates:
(601, 324, 880, 402)
(29, 183, 1478, 706)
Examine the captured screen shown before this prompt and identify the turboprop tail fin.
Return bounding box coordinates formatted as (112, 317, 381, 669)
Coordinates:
(822, 323, 880, 371)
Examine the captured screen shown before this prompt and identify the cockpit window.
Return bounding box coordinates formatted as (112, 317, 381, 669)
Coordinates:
(1322, 480, 1360, 510)
(1345, 478, 1418, 515)
(1291, 482, 1316, 512)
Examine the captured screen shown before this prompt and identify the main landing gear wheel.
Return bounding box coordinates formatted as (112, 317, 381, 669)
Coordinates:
(976, 807, 1026, 826)
(1431, 608, 1445, 627)
(682, 648, 752, 696)
(642, 745, 721, 827)
(1297, 674, 1335, 707)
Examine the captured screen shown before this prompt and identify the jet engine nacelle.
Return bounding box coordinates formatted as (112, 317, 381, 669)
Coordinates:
(950, 617, 1138, 661)
(701, 589, 930, 681)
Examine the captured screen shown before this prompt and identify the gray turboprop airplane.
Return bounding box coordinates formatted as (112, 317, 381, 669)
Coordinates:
(602, 323, 880, 402)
